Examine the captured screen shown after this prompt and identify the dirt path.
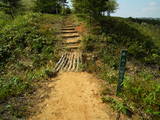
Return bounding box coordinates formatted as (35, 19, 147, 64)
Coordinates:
(29, 18, 116, 120)
(29, 72, 113, 120)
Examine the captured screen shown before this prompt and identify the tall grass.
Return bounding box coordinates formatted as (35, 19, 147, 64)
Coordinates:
(80, 15, 160, 119)
(0, 12, 63, 119)
(0, 11, 11, 28)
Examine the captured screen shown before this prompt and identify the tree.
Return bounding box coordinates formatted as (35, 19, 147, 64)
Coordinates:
(0, 0, 22, 18)
(72, 0, 118, 18)
(104, 0, 118, 16)
(34, 0, 68, 14)
(34, 0, 59, 14)
(59, 0, 68, 14)
(72, 0, 109, 17)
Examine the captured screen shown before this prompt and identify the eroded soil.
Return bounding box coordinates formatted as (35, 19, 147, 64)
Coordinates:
(29, 72, 116, 120)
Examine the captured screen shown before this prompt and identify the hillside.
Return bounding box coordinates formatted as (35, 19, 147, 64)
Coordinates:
(77, 14, 160, 119)
(0, 0, 160, 119)
(0, 13, 63, 119)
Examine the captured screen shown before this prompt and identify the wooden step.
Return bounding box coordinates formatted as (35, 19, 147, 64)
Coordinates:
(63, 40, 81, 45)
(64, 45, 80, 50)
(61, 28, 75, 30)
(64, 37, 81, 44)
(61, 31, 78, 34)
(62, 35, 80, 39)
(64, 25, 75, 27)
(64, 37, 81, 41)
(62, 32, 79, 36)
(53, 52, 82, 72)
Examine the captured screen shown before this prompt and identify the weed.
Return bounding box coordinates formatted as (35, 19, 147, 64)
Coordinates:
(102, 96, 132, 116)
(0, 12, 63, 119)
(80, 15, 160, 119)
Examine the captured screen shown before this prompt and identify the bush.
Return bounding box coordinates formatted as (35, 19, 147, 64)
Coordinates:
(80, 15, 160, 119)
(123, 72, 160, 119)
(0, 13, 60, 66)
(0, 77, 29, 100)
(0, 12, 61, 97)
(99, 16, 160, 66)
(0, 11, 11, 28)
(0, 12, 62, 119)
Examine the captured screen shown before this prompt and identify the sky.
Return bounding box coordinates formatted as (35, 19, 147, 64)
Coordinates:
(68, 0, 160, 18)
(112, 0, 160, 18)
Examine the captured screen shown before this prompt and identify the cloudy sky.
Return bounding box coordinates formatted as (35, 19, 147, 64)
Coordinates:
(112, 0, 160, 18)
(68, 0, 160, 18)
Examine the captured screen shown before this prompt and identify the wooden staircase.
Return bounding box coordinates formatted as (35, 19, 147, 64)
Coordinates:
(54, 24, 82, 72)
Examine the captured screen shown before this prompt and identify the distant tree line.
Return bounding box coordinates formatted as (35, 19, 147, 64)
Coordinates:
(129, 17, 160, 26)
(72, 0, 118, 17)
(34, 0, 68, 14)
(0, 0, 118, 18)
(0, 0, 22, 18)
(0, 0, 70, 17)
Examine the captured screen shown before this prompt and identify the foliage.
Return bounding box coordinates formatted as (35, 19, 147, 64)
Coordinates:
(99, 66, 118, 84)
(0, 0, 23, 17)
(21, 0, 35, 11)
(0, 13, 61, 65)
(80, 15, 160, 119)
(34, 0, 59, 13)
(123, 72, 160, 119)
(34, 0, 68, 14)
(0, 76, 29, 100)
(129, 17, 160, 26)
(104, 0, 118, 16)
(0, 11, 11, 28)
(102, 96, 131, 115)
(72, 0, 118, 18)
(0, 12, 62, 119)
(99, 16, 160, 66)
(64, 7, 71, 14)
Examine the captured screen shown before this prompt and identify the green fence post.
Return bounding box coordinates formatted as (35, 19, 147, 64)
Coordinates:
(116, 49, 128, 95)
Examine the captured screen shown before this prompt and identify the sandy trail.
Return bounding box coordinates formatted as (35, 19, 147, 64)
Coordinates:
(29, 18, 115, 120)
(29, 72, 112, 120)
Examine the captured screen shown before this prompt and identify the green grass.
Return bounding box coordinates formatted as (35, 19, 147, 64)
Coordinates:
(138, 23, 160, 46)
(0, 11, 11, 28)
(102, 96, 131, 115)
(99, 16, 160, 65)
(0, 12, 63, 119)
(79, 15, 160, 119)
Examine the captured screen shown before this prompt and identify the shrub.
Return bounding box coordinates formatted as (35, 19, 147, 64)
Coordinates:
(123, 72, 160, 119)
(80, 15, 160, 119)
(99, 16, 160, 66)
(0, 12, 62, 119)
(0, 77, 29, 100)
(0, 11, 11, 28)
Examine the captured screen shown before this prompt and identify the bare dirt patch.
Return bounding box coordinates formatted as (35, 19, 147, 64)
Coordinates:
(29, 72, 115, 120)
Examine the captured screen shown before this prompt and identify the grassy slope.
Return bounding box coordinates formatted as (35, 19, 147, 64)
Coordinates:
(0, 12, 11, 28)
(0, 13, 63, 119)
(77, 15, 160, 119)
(129, 18, 160, 46)
(99, 17, 160, 65)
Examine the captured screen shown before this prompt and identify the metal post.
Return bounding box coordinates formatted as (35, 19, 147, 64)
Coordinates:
(116, 49, 128, 95)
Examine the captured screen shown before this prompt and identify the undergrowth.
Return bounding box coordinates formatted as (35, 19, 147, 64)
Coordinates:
(0, 12, 63, 119)
(79, 15, 160, 119)
(0, 11, 11, 29)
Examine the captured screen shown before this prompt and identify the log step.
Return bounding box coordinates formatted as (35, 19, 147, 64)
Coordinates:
(64, 25, 75, 27)
(61, 31, 78, 34)
(62, 35, 80, 39)
(53, 52, 82, 72)
(63, 40, 81, 45)
(61, 28, 75, 30)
